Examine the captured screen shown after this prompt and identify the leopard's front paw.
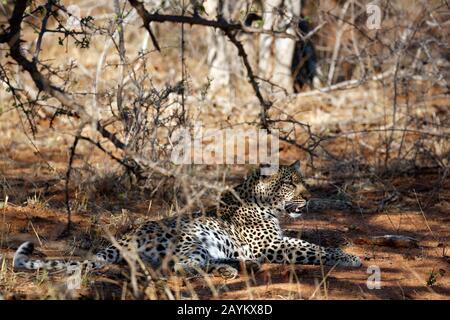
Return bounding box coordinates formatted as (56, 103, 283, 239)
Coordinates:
(211, 264, 239, 279)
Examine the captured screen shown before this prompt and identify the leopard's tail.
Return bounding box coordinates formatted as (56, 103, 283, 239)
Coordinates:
(13, 242, 105, 272)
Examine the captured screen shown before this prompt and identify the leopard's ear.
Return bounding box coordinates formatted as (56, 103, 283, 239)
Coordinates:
(290, 160, 301, 171)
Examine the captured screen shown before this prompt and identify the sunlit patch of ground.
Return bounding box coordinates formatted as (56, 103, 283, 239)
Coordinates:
(1, 196, 448, 300)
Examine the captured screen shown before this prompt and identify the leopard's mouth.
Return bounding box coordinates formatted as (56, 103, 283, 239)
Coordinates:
(284, 201, 306, 218)
(288, 212, 303, 219)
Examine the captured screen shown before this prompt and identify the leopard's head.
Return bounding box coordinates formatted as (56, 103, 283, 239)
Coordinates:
(240, 161, 311, 217)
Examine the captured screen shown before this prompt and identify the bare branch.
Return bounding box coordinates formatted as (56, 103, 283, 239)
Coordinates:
(32, 0, 53, 63)
(3, 0, 142, 179)
(127, 0, 272, 130)
(128, 0, 161, 51)
(221, 28, 272, 128)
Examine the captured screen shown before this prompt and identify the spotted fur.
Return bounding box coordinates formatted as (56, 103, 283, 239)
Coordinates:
(13, 161, 361, 279)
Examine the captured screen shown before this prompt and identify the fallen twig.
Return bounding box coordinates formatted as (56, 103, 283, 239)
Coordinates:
(354, 235, 419, 248)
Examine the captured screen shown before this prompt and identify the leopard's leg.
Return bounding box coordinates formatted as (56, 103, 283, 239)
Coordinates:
(94, 244, 123, 264)
(174, 254, 239, 279)
(93, 229, 150, 265)
(174, 256, 239, 280)
(264, 237, 361, 267)
(208, 258, 261, 273)
(207, 263, 239, 279)
(95, 224, 167, 266)
(205, 248, 259, 278)
(173, 244, 239, 279)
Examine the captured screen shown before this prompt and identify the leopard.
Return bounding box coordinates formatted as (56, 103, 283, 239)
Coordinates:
(13, 161, 361, 279)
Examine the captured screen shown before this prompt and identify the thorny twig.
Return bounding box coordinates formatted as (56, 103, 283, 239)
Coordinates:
(127, 0, 327, 157)
(64, 133, 80, 234)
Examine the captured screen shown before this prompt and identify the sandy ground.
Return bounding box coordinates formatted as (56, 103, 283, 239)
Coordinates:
(0, 145, 448, 299)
